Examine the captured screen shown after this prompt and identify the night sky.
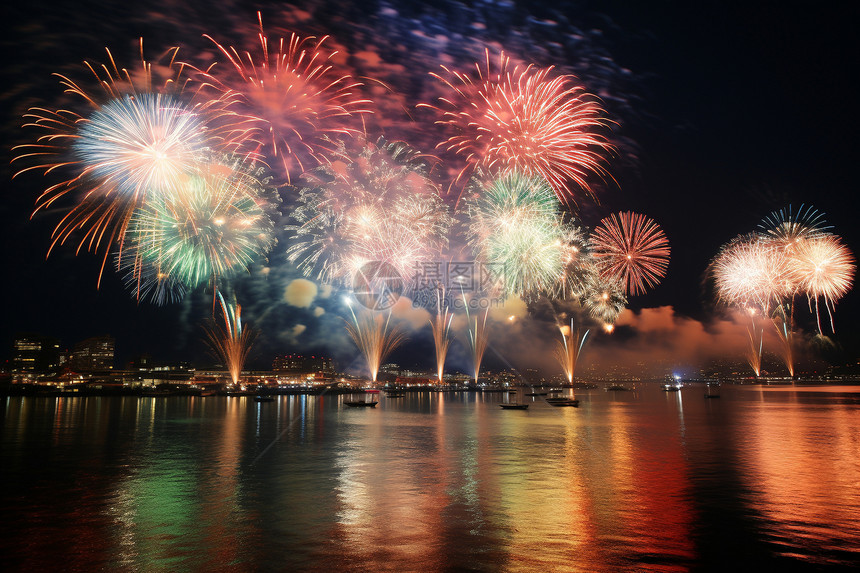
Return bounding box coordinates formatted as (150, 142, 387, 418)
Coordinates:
(1, 0, 858, 373)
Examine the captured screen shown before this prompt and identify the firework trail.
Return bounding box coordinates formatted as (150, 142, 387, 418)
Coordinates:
(202, 12, 371, 183)
(422, 49, 613, 204)
(460, 291, 490, 384)
(12, 41, 246, 283)
(288, 137, 450, 284)
(554, 318, 589, 394)
(429, 287, 454, 385)
(773, 308, 794, 377)
(466, 172, 566, 298)
(744, 313, 764, 378)
(590, 211, 670, 296)
(204, 291, 256, 386)
(344, 299, 406, 383)
(789, 234, 855, 333)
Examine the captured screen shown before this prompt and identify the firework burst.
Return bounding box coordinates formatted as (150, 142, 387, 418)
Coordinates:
(121, 158, 275, 302)
(591, 211, 670, 296)
(581, 273, 627, 326)
(710, 234, 787, 313)
(203, 13, 371, 182)
(466, 172, 566, 298)
(789, 234, 855, 333)
(288, 137, 450, 284)
(423, 50, 612, 203)
(204, 292, 256, 385)
(13, 41, 244, 282)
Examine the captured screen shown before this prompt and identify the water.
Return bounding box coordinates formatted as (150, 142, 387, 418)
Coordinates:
(2, 384, 859, 571)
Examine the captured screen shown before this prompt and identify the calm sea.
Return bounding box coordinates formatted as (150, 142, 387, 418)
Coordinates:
(2, 384, 859, 571)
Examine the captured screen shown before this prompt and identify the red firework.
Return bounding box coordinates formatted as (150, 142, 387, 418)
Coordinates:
(422, 50, 612, 204)
(591, 211, 670, 296)
(202, 13, 372, 182)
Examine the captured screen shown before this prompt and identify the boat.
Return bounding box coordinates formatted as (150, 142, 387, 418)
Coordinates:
(253, 396, 275, 402)
(500, 403, 528, 410)
(549, 399, 579, 407)
(385, 392, 406, 398)
(662, 384, 681, 392)
(345, 400, 378, 408)
(704, 393, 721, 399)
(524, 392, 548, 396)
(605, 385, 631, 392)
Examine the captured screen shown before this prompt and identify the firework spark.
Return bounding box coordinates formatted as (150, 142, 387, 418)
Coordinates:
(203, 13, 371, 182)
(204, 292, 256, 385)
(591, 211, 670, 296)
(423, 50, 612, 203)
(344, 300, 407, 383)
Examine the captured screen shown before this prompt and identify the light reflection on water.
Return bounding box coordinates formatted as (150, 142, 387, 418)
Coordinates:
(1, 385, 859, 571)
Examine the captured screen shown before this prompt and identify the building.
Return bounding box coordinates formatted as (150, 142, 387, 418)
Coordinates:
(71, 336, 115, 371)
(12, 334, 61, 374)
(272, 354, 333, 374)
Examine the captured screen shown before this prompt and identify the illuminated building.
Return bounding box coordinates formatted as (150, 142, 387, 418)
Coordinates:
(71, 336, 115, 371)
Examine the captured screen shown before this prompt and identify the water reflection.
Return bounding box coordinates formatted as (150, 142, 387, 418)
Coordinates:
(1, 386, 859, 570)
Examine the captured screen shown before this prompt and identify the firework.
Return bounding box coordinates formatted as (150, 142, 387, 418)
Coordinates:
(429, 287, 454, 385)
(461, 292, 490, 384)
(553, 223, 596, 299)
(745, 314, 763, 378)
(204, 292, 256, 385)
(466, 172, 566, 297)
(288, 137, 451, 284)
(710, 234, 787, 313)
(203, 13, 371, 182)
(788, 234, 855, 333)
(760, 204, 831, 252)
(554, 318, 589, 391)
(422, 50, 612, 203)
(773, 308, 794, 377)
(581, 273, 627, 326)
(121, 158, 275, 299)
(591, 211, 670, 296)
(13, 42, 244, 282)
(344, 301, 407, 383)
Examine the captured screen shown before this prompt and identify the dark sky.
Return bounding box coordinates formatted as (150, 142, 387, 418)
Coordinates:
(1, 0, 858, 371)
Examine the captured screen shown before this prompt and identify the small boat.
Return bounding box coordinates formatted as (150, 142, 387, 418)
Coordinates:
(253, 396, 275, 402)
(549, 399, 579, 407)
(500, 403, 528, 410)
(345, 400, 378, 408)
(704, 393, 721, 399)
(662, 385, 681, 392)
(524, 392, 548, 396)
(385, 392, 406, 398)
